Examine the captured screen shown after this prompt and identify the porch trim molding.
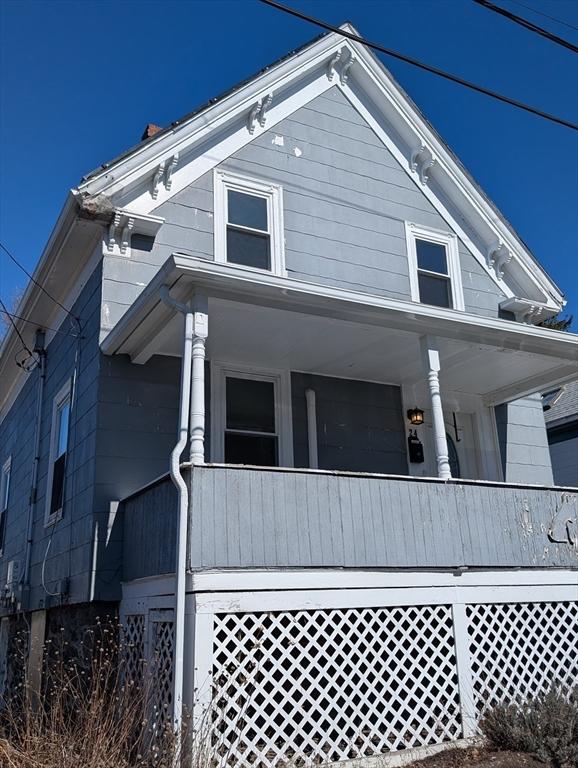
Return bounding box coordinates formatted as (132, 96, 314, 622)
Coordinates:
(100, 256, 578, 403)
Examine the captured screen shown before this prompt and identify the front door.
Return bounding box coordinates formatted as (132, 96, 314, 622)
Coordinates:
(444, 411, 480, 479)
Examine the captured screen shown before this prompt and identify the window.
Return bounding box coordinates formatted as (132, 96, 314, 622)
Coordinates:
(45, 380, 71, 523)
(405, 223, 464, 311)
(225, 376, 278, 466)
(0, 458, 11, 554)
(211, 363, 293, 467)
(214, 171, 285, 275)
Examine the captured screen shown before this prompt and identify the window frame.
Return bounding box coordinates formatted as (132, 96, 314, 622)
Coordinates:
(211, 362, 293, 467)
(0, 457, 11, 556)
(214, 170, 285, 276)
(45, 379, 72, 525)
(405, 222, 465, 311)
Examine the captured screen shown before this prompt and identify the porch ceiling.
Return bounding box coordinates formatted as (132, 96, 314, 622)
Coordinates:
(101, 254, 578, 405)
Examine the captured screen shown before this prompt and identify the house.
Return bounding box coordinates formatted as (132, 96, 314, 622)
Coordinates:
(544, 379, 578, 487)
(1, 24, 577, 766)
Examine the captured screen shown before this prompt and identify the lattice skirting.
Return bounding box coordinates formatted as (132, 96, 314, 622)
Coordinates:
(120, 577, 578, 767)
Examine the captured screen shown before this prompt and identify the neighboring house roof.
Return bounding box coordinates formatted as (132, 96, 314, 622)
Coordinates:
(544, 379, 578, 429)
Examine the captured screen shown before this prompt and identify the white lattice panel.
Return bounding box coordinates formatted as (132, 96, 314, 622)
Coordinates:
(211, 604, 462, 766)
(150, 616, 175, 731)
(123, 614, 146, 687)
(467, 601, 578, 712)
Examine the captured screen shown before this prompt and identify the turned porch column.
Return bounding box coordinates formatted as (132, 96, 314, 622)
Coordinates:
(420, 336, 452, 480)
(190, 294, 208, 465)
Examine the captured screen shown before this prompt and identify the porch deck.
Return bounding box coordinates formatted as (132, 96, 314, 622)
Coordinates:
(121, 464, 578, 581)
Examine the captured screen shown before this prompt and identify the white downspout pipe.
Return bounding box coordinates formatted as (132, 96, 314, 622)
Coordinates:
(159, 285, 193, 744)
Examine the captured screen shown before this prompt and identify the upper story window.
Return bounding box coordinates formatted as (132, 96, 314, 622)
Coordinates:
(214, 170, 285, 276)
(46, 380, 71, 523)
(405, 223, 464, 311)
(0, 457, 11, 554)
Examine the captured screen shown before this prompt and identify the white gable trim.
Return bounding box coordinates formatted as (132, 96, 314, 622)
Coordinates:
(76, 30, 563, 311)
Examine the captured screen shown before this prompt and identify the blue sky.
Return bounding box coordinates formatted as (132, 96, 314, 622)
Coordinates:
(1, 0, 577, 324)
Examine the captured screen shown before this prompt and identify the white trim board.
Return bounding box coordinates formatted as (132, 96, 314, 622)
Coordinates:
(120, 568, 578, 602)
(188, 567, 578, 594)
(194, 582, 577, 614)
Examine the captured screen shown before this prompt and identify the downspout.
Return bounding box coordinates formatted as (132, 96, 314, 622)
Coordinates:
(159, 285, 193, 744)
(21, 337, 47, 599)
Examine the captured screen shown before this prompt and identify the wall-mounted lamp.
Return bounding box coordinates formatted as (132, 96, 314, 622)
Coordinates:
(407, 407, 424, 426)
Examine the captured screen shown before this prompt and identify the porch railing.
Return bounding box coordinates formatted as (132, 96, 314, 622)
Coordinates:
(121, 464, 578, 581)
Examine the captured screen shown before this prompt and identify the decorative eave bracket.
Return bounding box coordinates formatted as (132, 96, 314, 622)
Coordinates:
(327, 48, 357, 86)
(410, 143, 436, 185)
(105, 209, 165, 258)
(499, 297, 557, 325)
(151, 153, 180, 200)
(487, 240, 513, 280)
(248, 94, 273, 134)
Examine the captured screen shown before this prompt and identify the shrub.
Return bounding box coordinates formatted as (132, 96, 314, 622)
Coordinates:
(0, 619, 204, 768)
(480, 686, 578, 768)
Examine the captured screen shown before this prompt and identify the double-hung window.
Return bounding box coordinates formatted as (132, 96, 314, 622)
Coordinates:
(46, 380, 71, 523)
(405, 223, 464, 311)
(225, 375, 279, 466)
(214, 171, 284, 275)
(212, 364, 293, 467)
(0, 458, 11, 555)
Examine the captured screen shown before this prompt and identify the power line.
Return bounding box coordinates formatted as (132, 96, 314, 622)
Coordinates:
(473, 0, 578, 53)
(0, 240, 82, 330)
(505, 0, 578, 33)
(0, 295, 38, 369)
(0, 308, 81, 337)
(258, 0, 578, 131)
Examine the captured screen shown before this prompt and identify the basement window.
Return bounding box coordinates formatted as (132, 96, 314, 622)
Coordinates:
(405, 223, 464, 311)
(0, 457, 11, 555)
(45, 380, 71, 524)
(214, 170, 285, 275)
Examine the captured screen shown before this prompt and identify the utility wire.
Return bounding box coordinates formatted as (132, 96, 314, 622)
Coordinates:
(0, 308, 80, 337)
(0, 295, 38, 369)
(505, 0, 578, 33)
(473, 0, 578, 53)
(0, 296, 31, 353)
(0, 240, 82, 330)
(258, 0, 578, 131)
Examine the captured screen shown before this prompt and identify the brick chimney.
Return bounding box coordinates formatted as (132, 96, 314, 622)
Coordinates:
(141, 123, 163, 141)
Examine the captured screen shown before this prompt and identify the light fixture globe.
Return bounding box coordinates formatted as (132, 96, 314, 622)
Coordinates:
(407, 407, 425, 426)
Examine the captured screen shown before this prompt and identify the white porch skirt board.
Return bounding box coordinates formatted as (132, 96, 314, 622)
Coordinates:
(120, 569, 578, 767)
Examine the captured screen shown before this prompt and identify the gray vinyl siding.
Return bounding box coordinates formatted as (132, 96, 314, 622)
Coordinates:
(495, 394, 554, 485)
(291, 373, 407, 474)
(0, 265, 103, 614)
(100, 87, 505, 334)
(121, 465, 578, 579)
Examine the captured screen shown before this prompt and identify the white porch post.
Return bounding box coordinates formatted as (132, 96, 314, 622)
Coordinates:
(420, 336, 452, 480)
(190, 294, 208, 465)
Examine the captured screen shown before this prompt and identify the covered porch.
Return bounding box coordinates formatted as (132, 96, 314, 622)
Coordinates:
(102, 253, 578, 484)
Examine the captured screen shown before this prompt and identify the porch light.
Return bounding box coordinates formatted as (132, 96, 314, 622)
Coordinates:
(407, 407, 424, 426)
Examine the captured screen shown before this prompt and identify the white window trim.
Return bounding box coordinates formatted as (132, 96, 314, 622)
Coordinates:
(405, 222, 465, 312)
(0, 456, 11, 557)
(210, 361, 294, 467)
(214, 169, 286, 277)
(44, 378, 72, 526)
